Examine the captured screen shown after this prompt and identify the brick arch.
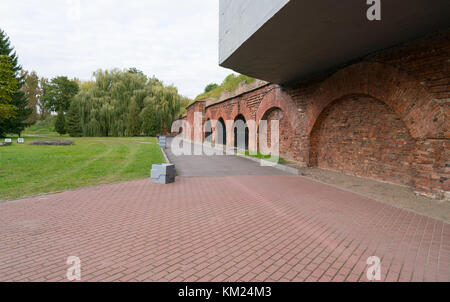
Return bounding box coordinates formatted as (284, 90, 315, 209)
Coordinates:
(231, 114, 249, 150)
(306, 62, 440, 139)
(229, 104, 252, 124)
(204, 110, 213, 121)
(203, 118, 213, 142)
(225, 102, 251, 149)
(204, 110, 215, 128)
(256, 107, 284, 154)
(254, 88, 301, 160)
(206, 107, 231, 124)
(217, 108, 231, 125)
(204, 106, 231, 145)
(255, 87, 299, 128)
(309, 94, 417, 186)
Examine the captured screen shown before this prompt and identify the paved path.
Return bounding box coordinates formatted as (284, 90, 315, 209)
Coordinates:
(0, 175, 448, 282)
(164, 138, 288, 176)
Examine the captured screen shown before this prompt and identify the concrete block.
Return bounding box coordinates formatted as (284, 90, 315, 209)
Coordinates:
(158, 136, 167, 148)
(151, 164, 176, 184)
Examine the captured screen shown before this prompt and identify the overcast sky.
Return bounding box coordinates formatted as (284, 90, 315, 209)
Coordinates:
(0, 0, 233, 99)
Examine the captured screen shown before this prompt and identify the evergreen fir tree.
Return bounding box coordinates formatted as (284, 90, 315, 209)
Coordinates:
(0, 55, 18, 121)
(0, 29, 31, 136)
(55, 111, 66, 135)
(66, 102, 82, 137)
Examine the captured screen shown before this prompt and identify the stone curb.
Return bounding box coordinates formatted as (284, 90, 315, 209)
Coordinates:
(160, 147, 171, 164)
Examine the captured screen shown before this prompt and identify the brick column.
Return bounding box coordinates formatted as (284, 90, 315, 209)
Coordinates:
(297, 135, 310, 167)
(413, 139, 450, 200)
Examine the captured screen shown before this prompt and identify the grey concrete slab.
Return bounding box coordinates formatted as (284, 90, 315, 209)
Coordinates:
(220, 0, 450, 84)
(165, 138, 288, 177)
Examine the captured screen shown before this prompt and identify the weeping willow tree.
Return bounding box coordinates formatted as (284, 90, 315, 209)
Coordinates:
(69, 69, 189, 137)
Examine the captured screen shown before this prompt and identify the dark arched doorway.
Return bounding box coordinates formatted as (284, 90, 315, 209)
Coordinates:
(234, 114, 249, 150)
(204, 119, 213, 143)
(216, 118, 227, 146)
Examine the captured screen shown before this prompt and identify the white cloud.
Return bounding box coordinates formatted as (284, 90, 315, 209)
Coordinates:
(0, 0, 233, 98)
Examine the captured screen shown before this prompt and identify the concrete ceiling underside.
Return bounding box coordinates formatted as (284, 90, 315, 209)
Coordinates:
(219, 0, 450, 85)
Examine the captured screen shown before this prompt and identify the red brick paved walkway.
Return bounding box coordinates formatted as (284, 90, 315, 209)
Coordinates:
(0, 176, 448, 282)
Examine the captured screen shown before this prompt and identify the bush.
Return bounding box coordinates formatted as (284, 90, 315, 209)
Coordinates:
(55, 111, 66, 135)
(204, 83, 219, 93)
(66, 102, 83, 137)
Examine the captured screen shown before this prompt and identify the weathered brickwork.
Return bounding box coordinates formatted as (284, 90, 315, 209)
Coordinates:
(182, 32, 449, 199)
(310, 95, 416, 186)
(413, 139, 450, 199)
(185, 101, 206, 141)
(367, 32, 450, 102)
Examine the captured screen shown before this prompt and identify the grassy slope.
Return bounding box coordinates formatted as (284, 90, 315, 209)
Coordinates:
(0, 135, 165, 201)
(195, 74, 255, 101)
(23, 116, 57, 134)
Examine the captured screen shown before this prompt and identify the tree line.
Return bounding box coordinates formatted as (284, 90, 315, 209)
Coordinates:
(0, 29, 33, 137)
(0, 28, 190, 138)
(66, 69, 190, 137)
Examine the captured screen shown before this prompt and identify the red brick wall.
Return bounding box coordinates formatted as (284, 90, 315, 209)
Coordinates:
(367, 32, 450, 102)
(310, 95, 416, 186)
(185, 101, 205, 141)
(184, 31, 449, 199)
(203, 85, 277, 148)
(413, 139, 450, 199)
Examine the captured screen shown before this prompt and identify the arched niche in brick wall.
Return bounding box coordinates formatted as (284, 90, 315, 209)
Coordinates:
(233, 114, 249, 150)
(225, 102, 253, 150)
(255, 88, 300, 129)
(216, 117, 227, 146)
(309, 94, 417, 186)
(306, 62, 441, 140)
(205, 107, 230, 145)
(204, 119, 213, 143)
(256, 107, 283, 154)
(255, 88, 301, 160)
(205, 107, 229, 127)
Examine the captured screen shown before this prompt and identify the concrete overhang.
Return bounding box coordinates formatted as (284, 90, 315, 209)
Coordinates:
(219, 0, 450, 84)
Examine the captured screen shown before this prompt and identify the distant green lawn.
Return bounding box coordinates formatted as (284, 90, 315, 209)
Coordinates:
(0, 135, 165, 201)
(23, 116, 57, 134)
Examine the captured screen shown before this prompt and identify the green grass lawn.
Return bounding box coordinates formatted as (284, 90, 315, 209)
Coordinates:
(0, 135, 165, 201)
